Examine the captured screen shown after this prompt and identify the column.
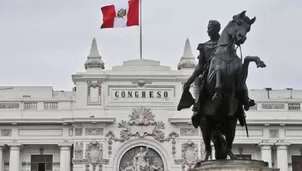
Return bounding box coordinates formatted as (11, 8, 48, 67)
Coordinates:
(9, 145, 20, 171)
(0, 146, 3, 171)
(259, 143, 272, 167)
(276, 143, 289, 171)
(60, 146, 71, 171)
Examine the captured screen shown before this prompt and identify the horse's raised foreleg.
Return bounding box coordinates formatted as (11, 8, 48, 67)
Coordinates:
(238, 56, 266, 109)
(240, 56, 266, 84)
(212, 65, 222, 106)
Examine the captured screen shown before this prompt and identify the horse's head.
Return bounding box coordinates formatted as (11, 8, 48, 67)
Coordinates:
(228, 11, 256, 45)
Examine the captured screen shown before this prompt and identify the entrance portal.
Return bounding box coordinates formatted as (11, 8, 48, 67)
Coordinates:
(31, 155, 53, 171)
(292, 156, 302, 171)
(119, 146, 164, 171)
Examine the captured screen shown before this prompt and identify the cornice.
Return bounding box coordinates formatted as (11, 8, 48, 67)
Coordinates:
(168, 118, 302, 125)
(0, 118, 115, 125)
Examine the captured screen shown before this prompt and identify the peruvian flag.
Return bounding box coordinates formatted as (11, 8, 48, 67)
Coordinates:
(101, 0, 139, 29)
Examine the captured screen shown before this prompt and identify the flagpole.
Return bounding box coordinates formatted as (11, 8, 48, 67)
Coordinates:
(139, 0, 143, 59)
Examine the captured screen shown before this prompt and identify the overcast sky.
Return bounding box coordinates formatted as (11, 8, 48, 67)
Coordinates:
(0, 0, 301, 90)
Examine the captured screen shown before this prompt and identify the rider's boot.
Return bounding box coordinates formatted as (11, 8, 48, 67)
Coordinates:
(191, 103, 200, 128)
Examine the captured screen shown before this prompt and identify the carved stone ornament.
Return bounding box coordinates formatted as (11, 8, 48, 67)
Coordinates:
(128, 106, 156, 126)
(269, 129, 279, 138)
(180, 128, 199, 136)
(0, 103, 19, 109)
(119, 146, 164, 171)
(174, 141, 200, 171)
(85, 128, 104, 136)
(132, 79, 152, 87)
(75, 128, 83, 136)
(105, 106, 179, 157)
(74, 142, 84, 159)
(85, 141, 109, 171)
(87, 80, 102, 105)
(261, 103, 285, 109)
(1, 129, 12, 136)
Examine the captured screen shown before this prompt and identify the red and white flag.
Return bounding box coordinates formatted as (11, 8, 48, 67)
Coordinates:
(101, 0, 139, 29)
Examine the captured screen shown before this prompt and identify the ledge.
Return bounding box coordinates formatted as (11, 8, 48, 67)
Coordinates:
(168, 118, 192, 125)
(168, 118, 302, 125)
(63, 117, 115, 124)
(0, 118, 116, 125)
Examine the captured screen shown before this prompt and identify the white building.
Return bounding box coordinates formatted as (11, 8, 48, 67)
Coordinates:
(0, 38, 301, 171)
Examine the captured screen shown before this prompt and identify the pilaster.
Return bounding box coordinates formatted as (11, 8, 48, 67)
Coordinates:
(59, 145, 72, 171)
(258, 142, 273, 167)
(276, 142, 290, 171)
(9, 145, 21, 171)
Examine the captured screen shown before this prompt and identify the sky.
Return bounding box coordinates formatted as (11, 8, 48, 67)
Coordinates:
(0, 0, 301, 91)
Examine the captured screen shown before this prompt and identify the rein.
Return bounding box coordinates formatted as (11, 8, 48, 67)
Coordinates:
(206, 36, 243, 64)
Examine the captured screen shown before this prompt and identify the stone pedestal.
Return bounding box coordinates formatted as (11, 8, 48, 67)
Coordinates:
(191, 160, 276, 171)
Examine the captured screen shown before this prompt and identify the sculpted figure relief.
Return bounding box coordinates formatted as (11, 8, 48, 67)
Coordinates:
(150, 160, 163, 171)
(119, 146, 164, 171)
(133, 147, 149, 171)
(178, 11, 266, 161)
(120, 162, 134, 171)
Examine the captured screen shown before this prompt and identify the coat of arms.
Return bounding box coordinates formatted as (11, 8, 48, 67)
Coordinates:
(117, 9, 127, 18)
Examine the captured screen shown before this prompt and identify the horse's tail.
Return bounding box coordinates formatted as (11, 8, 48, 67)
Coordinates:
(211, 129, 228, 160)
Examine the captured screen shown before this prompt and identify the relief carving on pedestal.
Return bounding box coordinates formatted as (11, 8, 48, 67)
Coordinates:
(119, 146, 164, 171)
(105, 106, 179, 157)
(85, 141, 109, 171)
(174, 141, 200, 171)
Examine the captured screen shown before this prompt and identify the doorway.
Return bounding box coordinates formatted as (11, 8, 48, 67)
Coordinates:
(31, 155, 52, 171)
(292, 156, 302, 171)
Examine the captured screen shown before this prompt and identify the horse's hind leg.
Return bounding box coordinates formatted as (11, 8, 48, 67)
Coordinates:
(201, 118, 212, 161)
(212, 65, 222, 106)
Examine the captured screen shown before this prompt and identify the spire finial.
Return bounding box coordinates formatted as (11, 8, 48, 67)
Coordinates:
(85, 38, 105, 70)
(88, 38, 100, 57)
(183, 38, 194, 57)
(177, 38, 196, 70)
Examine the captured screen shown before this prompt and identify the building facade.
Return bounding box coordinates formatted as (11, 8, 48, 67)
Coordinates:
(0, 38, 302, 171)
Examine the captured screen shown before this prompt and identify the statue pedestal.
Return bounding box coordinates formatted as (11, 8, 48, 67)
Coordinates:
(191, 160, 278, 171)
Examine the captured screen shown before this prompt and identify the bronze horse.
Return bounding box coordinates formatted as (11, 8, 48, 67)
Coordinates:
(197, 11, 266, 160)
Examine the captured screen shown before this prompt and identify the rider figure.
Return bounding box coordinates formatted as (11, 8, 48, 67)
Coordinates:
(183, 20, 255, 129)
(183, 20, 221, 128)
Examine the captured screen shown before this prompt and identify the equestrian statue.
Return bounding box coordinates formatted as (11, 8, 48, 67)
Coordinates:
(177, 11, 266, 161)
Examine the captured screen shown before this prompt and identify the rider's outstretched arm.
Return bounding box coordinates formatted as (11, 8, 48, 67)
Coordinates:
(184, 45, 205, 88)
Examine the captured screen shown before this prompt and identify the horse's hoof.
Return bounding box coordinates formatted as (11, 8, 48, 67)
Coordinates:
(227, 149, 237, 159)
(249, 99, 256, 106)
(257, 61, 266, 68)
